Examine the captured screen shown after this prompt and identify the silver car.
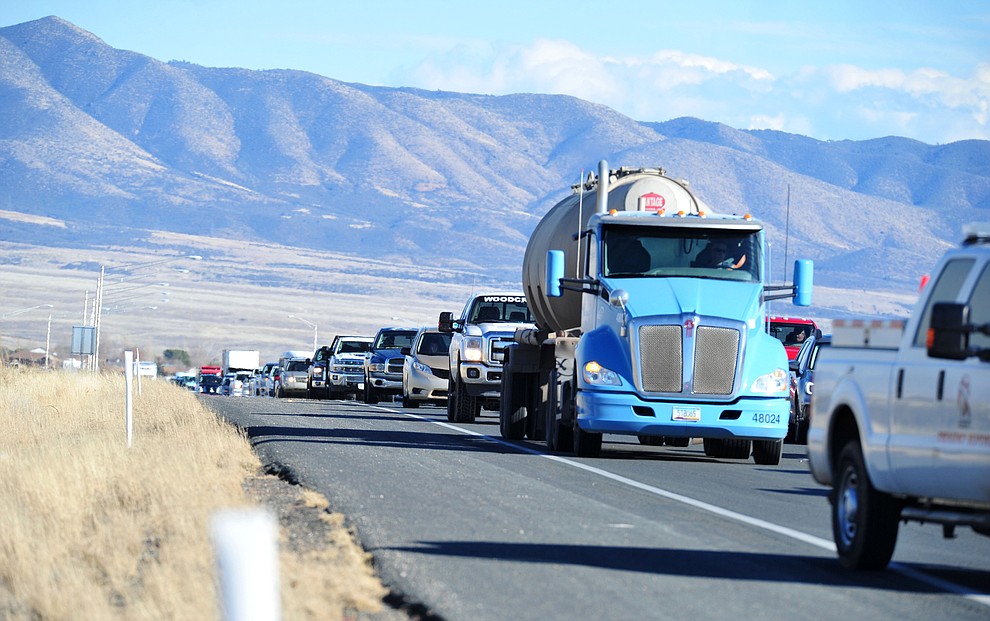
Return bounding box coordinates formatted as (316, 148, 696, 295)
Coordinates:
(401, 327, 452, 408)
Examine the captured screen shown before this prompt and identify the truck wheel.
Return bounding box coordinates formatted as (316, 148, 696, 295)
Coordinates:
(453, 381, 478, 423)
(364, 382, 378, 404)
(500, 372, 527, 440)
(724, 439, 752, 459)
(572, 424, 602, 458)
(703, 438, 722, 457)
(446, 378, 456, 422)
(546, 413, 573, 453)
(832, 440, 901, 569)
(752, 439, 782, 465)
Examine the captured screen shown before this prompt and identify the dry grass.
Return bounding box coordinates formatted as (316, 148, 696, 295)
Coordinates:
(0, 366, 387, 620)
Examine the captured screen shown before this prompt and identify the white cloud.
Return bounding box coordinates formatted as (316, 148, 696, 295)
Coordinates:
(405, 39, 989, 144)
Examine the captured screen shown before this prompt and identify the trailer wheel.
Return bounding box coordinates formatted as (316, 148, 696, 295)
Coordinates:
(832, 439, 901, 569)
(453, 380, 478, 423)
(752, 439, 782, 465)
(572, 424, 602, 458)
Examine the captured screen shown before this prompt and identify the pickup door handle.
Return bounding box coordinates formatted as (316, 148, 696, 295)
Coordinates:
(937, 370, 945, 401)
(896, 368, 904, 399)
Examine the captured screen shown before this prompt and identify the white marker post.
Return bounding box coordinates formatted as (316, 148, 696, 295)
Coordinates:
(212, 509, 281, 621)
(124, 349, 134, 448)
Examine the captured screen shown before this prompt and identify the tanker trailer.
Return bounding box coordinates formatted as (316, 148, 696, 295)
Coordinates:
(499, 161, 813, 464)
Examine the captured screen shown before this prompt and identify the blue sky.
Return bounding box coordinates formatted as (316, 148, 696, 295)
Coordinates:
(3, 0, 989, 144)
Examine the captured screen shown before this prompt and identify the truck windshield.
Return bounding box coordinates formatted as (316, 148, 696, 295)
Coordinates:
(375, 330, 417, 350)
(339, 341, 372, 354)
(602, 225, 762, 282)
(468, 296, 533, 323)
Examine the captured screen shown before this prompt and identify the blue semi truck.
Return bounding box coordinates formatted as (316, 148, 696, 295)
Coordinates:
(499, 161, 813, 464)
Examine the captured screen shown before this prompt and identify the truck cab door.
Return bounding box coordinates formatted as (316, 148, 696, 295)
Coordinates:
(889, 258, 975, 497)
(933, 261, 990, 503)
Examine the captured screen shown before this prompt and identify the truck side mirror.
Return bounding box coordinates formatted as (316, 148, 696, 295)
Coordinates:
(438, 311, 455, 333)
(793, 260, 813, 307)
(547, 250, 565, 297)
(928, 302, 970, 360)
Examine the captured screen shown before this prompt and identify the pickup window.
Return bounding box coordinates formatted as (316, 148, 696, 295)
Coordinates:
(912, 258, 974, 347)
(969, 263, 990, 350)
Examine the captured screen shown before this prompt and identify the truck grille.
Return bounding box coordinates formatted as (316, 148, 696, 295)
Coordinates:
(386, 359, 404, 375)
(639, 323, 740, 396)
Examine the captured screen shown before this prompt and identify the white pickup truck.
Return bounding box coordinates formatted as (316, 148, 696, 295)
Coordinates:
(808, 224, 990, 570)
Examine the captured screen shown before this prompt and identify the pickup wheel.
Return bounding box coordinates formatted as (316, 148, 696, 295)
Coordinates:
(832, 440, 901, 570)
(752, 439, 782, 465)
(363, 381, 379, 404)
(453, 380, 478, 423)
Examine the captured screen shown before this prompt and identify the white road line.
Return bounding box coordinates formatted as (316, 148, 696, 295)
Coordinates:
(382, 405, 990, 607)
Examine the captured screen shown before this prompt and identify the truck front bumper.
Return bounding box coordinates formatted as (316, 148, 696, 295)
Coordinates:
(576, 390, 789, 440)
(330, 372, 365, 391)
(458, 363, 502, 398)
(368, 374, 402, 393)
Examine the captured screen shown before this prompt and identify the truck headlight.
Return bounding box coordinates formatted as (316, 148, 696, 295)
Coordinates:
(751, 368, 789, 394)
(369, 362, 386, 372)
(583, 361, 621, 386)
(463, 338, 483, 362)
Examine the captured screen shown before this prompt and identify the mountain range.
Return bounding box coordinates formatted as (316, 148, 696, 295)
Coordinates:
(2, 16, 989, 318)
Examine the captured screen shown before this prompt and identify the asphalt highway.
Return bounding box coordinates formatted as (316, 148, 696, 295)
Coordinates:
(203, 395, 990, 621)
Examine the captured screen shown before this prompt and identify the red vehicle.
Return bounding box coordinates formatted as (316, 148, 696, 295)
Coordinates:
(768, 316, 819, 361)
(197, 365, 224, 394)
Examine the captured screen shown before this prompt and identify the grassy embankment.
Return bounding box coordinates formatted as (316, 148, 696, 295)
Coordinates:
(0, 367, 386, 620)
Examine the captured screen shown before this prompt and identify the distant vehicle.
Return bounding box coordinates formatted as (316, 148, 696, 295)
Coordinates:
(198, 373, 222, 394)
(401, 328, 452, 408)
(253, 361, 277, 396)
(787, 333, 830, 443)
(198, 365, 223, 394)
(769, 316, 820, 361)
(222, 349, 261, 375)
(364, 328, 418, 404)
(275, 351, 311, 398)
(221, 371, 251, 397)
(219, 374, 234, 396)
(313, 336, 373, 400)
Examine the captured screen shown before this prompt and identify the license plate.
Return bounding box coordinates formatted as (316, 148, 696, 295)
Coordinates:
(357, 382, 364, 390)
(672, 406, 701, 422)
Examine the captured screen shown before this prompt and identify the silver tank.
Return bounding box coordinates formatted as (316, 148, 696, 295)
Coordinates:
(522, 163, 712, 332)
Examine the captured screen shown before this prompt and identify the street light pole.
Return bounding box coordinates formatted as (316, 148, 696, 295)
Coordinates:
(288, 315, 318, 353)
(92, 254, 200, 372)
(45, 312, 51, 369)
